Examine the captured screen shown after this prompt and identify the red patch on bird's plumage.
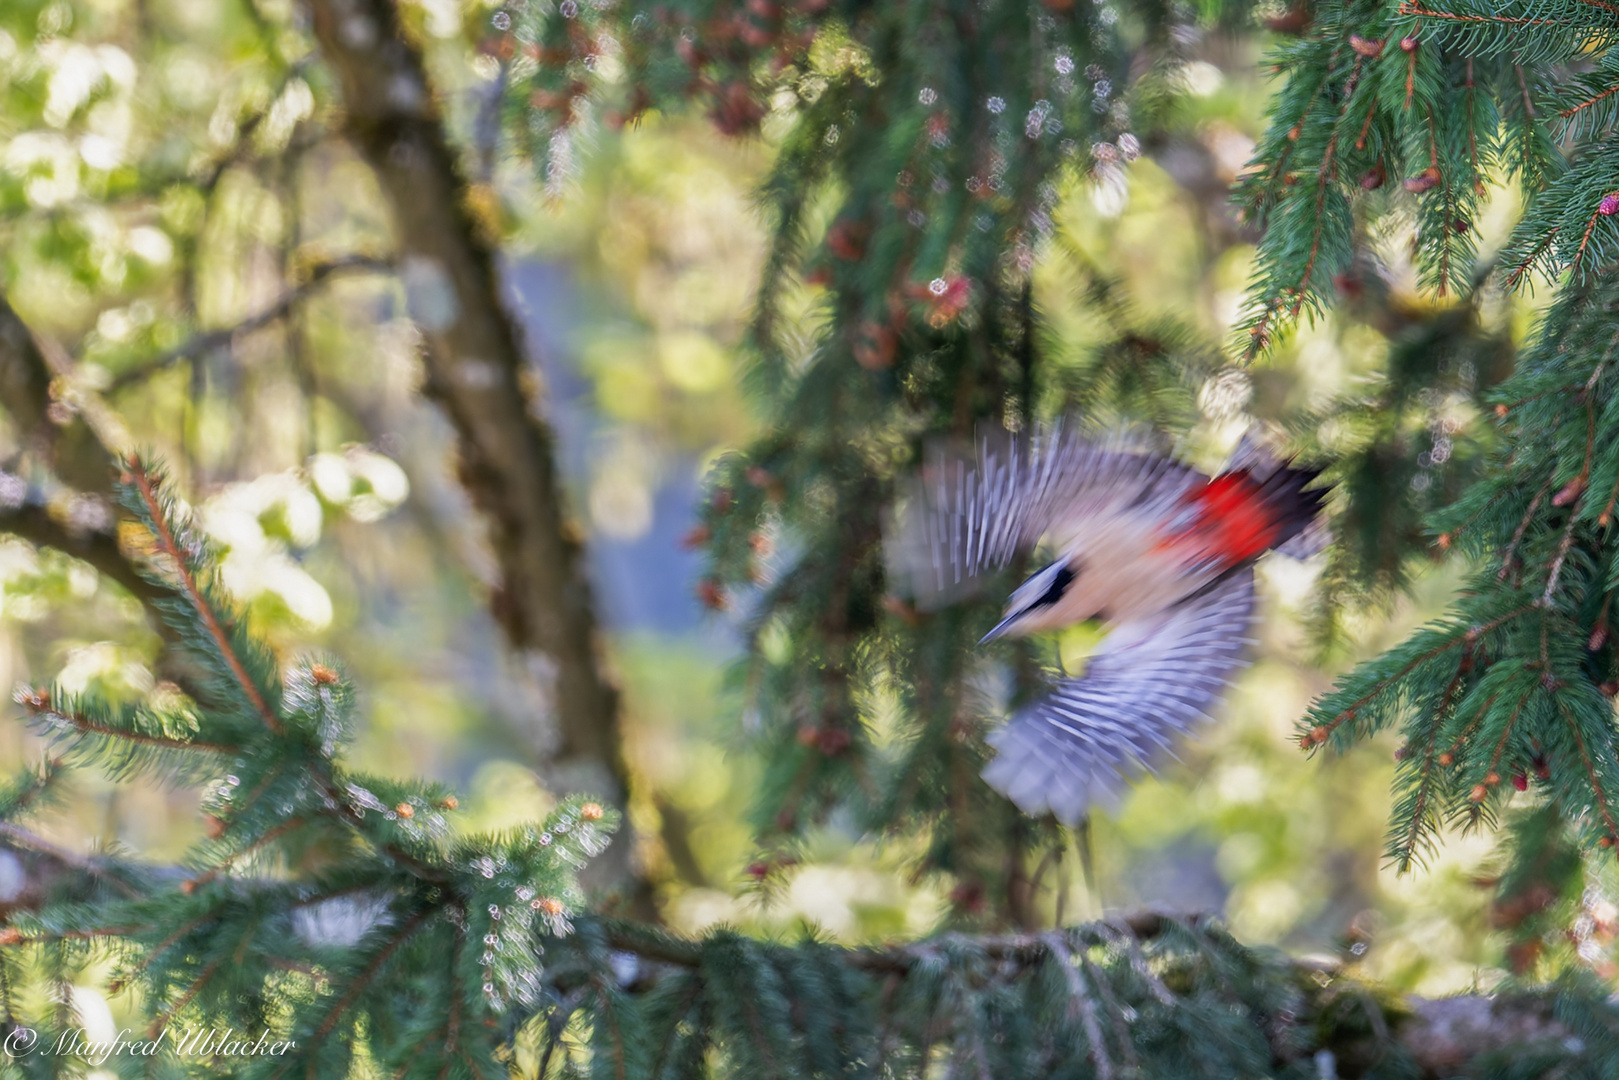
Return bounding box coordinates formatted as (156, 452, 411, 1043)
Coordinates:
(1165, 471, 1283, 566)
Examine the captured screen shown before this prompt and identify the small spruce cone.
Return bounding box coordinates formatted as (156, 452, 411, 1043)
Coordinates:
(1404, 167, 1441, 194)
(1553, 477, 1587, 507)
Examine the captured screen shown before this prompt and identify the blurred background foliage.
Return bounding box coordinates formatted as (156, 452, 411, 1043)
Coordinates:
(0, 0, 1586, 1023)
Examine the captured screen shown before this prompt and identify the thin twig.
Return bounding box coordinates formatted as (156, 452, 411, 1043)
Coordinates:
(128, 459, 284, 735)
(0, 822, 142, 899)
(107, 255, 392, 393)
(1044, 933, 1113, 1080)
(1501, 478, 1555, 580)
(28, 703, 239, 756)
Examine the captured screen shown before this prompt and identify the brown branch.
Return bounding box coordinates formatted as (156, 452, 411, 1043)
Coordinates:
(1427, 116, 1455, 296)
(0, 498, 168, 614)
(1311, 608, 1533, 743)
(0, 822, 142, 899)
(106, 254, 393, 393)
(1465, 61, 1480, 184)
(132, 913, 220, 985)
(1561, 698, 1619, 842)
(309, 904, 438, 1044)
(185, 816, 313, 891)
(1044, 933, 1112, 1080)
(301, 0, 642, 907)
(0, 292, 119, 494)
(1515, 65, 1538, 123)
(1505, 227, 1561, 290)
(23, 701, 239, 756)
(1443, 690, 1498, 758)
(1400, 736, 1443, 869)
(127, 458, 284, 735)
(1289, 50, 1362, 319)
(1501, 478, 1554, 580)
(0, 292, 215, 702)
(1544, 503, 1583, 604)
(598, 912, 1188, 976)
(1572, 208, 1605, 279)
(1558, 81, 1619, 121)
(1399, 3, 1565, 24)
(588, 914, 1576, 1076)
(1486, 692, 1531, 775)
(148, 952, 227, 1038)
(1355, 99, 1378, 149)
(437, 928, 466, 1080)
(1396, 663, 1474, 866)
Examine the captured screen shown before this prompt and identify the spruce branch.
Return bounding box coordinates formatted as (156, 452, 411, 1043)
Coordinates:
(303, 903, 440, 1048)
(0, 823, 142, 901)
(121, 457, 284, 735)
(20, 693, 239, 759)
(0, 463, 621, 1073)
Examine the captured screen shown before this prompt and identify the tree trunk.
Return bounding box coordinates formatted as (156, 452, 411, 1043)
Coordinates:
(301, 0, 647, 910)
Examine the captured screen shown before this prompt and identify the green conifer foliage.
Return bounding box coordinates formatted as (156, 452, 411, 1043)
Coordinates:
(16, 465, 1619, 1078)
(494, 0, 1619, 954)
(1, 459, 619, 1078)
(1226, 0, 1619, 958)
(499, 0, 1268, 927)
(499, 0, 1619, 1003)
(19, 0, 1619, 1070)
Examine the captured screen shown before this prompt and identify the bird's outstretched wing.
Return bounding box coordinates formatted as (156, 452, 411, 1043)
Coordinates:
(890, 426, 1203, 607)
(981, 568, 1257, 823)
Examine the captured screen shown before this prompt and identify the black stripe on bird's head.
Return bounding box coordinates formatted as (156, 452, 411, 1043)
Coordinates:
(980, 559, 1077, 643)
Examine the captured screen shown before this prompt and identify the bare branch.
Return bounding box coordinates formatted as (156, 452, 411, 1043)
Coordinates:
(105, 254, 393, 392)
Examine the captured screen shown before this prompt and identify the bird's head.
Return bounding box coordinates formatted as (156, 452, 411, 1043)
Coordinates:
(980, 558, 1079, 643)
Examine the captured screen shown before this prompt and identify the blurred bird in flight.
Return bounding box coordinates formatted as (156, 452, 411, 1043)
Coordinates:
(895, 426, 1327, 823)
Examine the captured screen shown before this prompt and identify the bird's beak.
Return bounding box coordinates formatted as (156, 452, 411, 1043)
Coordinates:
(979, 612, 1019, 645)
